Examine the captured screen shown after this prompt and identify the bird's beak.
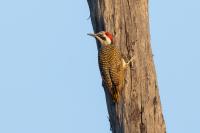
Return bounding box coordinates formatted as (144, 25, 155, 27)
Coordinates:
(87, 33, 97, 37)
(87, 32, 104, 45)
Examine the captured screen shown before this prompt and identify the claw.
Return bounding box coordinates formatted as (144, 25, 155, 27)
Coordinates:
(127, 56, 135, 65)
(123, 55, 135, 68)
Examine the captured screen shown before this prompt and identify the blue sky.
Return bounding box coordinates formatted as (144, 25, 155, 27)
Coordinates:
(0, 0, 199, 133)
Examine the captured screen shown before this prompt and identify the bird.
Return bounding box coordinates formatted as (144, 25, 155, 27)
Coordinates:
(88, 31, 134, 103)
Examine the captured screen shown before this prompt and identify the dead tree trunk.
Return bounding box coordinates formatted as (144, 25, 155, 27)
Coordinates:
(87, 0, 166, 133)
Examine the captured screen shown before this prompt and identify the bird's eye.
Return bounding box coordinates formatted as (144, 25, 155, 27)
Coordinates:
(101, 36, 106, 40)
(97, 34, 106, 40)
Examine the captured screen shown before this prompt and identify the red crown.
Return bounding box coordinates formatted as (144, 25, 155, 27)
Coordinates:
(105, 32, 113, 42)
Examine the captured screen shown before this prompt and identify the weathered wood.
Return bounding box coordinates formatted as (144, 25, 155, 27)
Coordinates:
(87, 0, 166, 133)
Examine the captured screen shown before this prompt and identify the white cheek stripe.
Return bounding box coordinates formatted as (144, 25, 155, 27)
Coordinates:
(105, 36, 111, 45)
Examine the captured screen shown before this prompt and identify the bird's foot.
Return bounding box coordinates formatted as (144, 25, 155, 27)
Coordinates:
(127, 55, 135, 65)
(123, 55, 136, 68)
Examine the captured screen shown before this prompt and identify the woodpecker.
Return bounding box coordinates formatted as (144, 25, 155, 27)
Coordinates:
(88, 31, 134, 103)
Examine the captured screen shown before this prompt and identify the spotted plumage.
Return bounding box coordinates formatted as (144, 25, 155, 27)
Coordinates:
(88, 31, 134, 103)
(98, 45, 124, 102)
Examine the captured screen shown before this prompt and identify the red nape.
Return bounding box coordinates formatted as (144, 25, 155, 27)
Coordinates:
(105, 32, 113, 41)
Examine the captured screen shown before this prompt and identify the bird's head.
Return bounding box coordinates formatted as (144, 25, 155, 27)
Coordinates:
(88, 31, 113, 47)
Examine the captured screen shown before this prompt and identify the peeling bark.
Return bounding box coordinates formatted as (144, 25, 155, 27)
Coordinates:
(87, 0, 166, 133)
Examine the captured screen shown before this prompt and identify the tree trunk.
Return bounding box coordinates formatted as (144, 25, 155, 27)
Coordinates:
(87, 0, 166, 133)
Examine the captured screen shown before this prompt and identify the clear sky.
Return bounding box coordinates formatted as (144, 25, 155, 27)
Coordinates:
(0, 0, 199, 133)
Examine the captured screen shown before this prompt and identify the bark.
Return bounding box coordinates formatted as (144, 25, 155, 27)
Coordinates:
(87, 0, 166, 133)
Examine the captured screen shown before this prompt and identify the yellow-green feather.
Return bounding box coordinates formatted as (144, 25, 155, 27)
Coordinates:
(98, 45, 124, 103)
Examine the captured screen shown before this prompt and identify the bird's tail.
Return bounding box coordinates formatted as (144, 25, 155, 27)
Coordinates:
(112, 90, 119, 103)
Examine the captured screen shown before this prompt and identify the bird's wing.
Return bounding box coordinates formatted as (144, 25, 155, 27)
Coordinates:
(98, 51, 113, 94)
(109, 60, 123, 88)
(109, 48, 124, 90)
